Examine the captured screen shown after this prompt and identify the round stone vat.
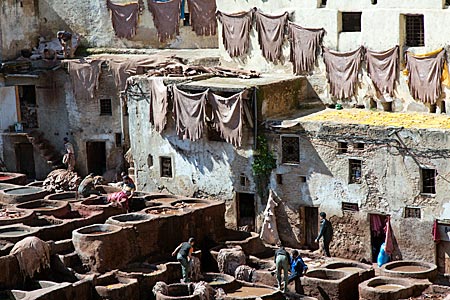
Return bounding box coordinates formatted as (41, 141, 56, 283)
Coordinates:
(72, 224, 133, 273)
(0, 240, 14, 256)
(144, 194, 180, 201)
(142, 207, 184, 216)
(170, 199, 211, 209)
(95, 185, 121, 195)
(359, 276, 418, 300)
(202, 273, 240, 293)
(0, 183, 20, 191)
(224, 282, 284, 300)
(302, 269, 360, 300)
(26, 181, 44, 188)
(45, 192, 97, 203)
(0, 187, 48, 204)
(0, 224, 38, 243)
(95, 276, 139, 300)
(107, 213, 153, 225)
(15, 200, 70, 218)
(322, 261, 375, 283)
(0, 207, 35, 226)
(380, 260, 438, 281)
(0, 172, 26, 185)
(118, 263, 168, 300)
(155, 283, 201, 300)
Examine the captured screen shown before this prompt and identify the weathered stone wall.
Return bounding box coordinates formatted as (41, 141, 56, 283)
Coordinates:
(216, 0, 450, 114)
(0, 0, 39, 60)
(266, 120, 450, 262)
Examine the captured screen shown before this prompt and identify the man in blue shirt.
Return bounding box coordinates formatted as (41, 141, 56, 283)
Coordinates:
(288, 250, 308, 293)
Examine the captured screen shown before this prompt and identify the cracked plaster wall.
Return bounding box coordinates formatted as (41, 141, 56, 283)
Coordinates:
(265, 121, 450, 262)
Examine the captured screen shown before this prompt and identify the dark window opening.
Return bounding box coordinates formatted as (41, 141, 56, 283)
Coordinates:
(354, 143, 365, 150)
(349, 159, 362, 184)
(18, 85, 38, 129)
(342, 202, 359, 212)
(382, 101, 393, 112)
(281, 136, 300, 164)
(207, 122, 225, 142)
(342, 12, 362, 32)
(276, 174, 283, 185)
(421, 168, 436, 194)
(299, 176, 307, 183)
(240, 174, 248, 187)
(320, 0, 327, 7)
(338, 142, 348, 154)
(430, 104, 437, 114)
(446, 0, 450, 7)
(160, 157, 173, 178)
(404, 207, 421, 218)
(371, 0, 377, 4)
(440, 101, 446, 114)
(100, 99, 112, 116)
(369, 99, 377, 109)
(183, 12, 190, 26)
(147, 154, 153, 167)
(237, 193, 255, 232)
(405, 15, 424, 47)
(115, 133, 122, 147)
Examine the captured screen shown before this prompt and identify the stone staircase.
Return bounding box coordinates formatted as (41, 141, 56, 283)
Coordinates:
(27, 130, 64, 169)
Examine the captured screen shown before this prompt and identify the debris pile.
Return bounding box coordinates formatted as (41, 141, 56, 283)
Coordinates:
(42, 169, 81, 193)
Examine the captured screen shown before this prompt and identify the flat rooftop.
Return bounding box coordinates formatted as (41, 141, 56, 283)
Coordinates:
(178, 73, 299, 92)
(297, 109, 450, 130)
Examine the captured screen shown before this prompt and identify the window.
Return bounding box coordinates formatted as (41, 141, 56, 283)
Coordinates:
(115, 133, 122, 147)
(240, 174, 249, 187)
(100, 99, 112, 116)
(421, 168, 436, 194)
(349, 159, 362, 184)
(371, 0, 377, 4)
(342, 202, 359, 212)
(405, 15, 424, 47)
(276, 174, 283, 185)
(404, 207, 421, 218)
(147, 154, 153, 167)
(354, 143, 365, 150)
(446, 0, 450, 7)
(341, 12, 362, 32)
(183, 13, 190, 26)
(320, 0, 327, 7)
(281, 136, 300, 164)
(160, 157, 172, 178)
(299, 176, 307, 183)
(338, 142, 348, 154)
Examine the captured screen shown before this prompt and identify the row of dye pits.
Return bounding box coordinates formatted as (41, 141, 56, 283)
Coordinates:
(0, 187, 211, 243)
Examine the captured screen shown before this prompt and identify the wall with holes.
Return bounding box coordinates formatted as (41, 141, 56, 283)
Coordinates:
(264, 118, 450, 262)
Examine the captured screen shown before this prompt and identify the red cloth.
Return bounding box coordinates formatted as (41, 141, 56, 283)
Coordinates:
(107, 191, 129, 210)
(432, 219, 441, 243)
(384, 216, 394, 255)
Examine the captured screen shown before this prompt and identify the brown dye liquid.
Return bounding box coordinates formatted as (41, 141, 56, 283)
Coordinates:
(336, 267, 362, 272)
(226, 287, 274, 297)
(375, 284, 404, 290)
(390, 265, 427, 272)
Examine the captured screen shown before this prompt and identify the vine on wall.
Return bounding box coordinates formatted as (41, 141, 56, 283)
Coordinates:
(252, 135, 277, 202)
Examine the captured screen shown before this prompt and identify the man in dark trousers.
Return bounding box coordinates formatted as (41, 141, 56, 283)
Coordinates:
(274, 243, 291, 293)
(288, 250, 308, 293)
(172, 237, 195, 283)
(315, 212, 333, 257)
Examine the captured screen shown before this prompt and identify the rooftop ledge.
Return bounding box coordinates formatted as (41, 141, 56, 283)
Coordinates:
(295, 109, 450, 131)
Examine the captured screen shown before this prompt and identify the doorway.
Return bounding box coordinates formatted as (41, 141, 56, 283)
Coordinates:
(15, 143, 35, 179)
(436, 221, 450, 274)
(18, 85, 38, 128)
(305, 206, 319, 250)
(86, 141, 106, 175)
(236, 192, 255, 231)
(369, 213, 388, 262)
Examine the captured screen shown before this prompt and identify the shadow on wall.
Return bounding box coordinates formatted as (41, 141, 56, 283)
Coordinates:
(37, 1, 75, 42)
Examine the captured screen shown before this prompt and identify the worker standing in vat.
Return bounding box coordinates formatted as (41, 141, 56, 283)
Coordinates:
(172, 237, 195, 283)
(57, 31, 73, 58)
(288, 250, 308, 293)
(63, 137, 76, 172)
(274, 243, 291, 293)
(315, 212, 333, 257)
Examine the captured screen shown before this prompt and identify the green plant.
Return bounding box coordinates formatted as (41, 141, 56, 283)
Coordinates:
(252, 135, 277, 200)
